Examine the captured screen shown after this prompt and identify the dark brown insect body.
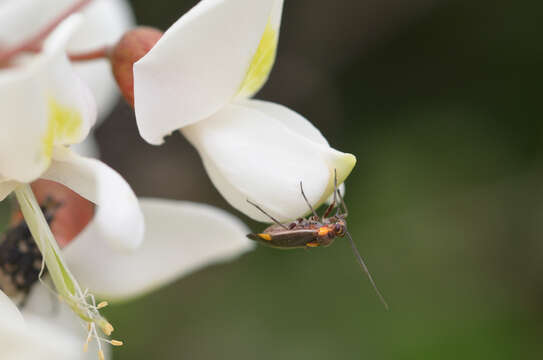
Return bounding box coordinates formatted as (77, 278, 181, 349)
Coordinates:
(247, 213, 347, 249)
(0, 199, 60, 306)
(247, 176, 348, 249)
(247, 173, 388, 309)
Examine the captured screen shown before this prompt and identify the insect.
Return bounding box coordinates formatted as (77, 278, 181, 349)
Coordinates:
(0, 197, 61, 306)
(247, 171, 388, 309)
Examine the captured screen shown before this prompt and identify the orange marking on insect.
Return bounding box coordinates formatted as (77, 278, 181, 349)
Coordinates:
(318, 226, 329, 236)
(258, 233, 272, 241)
(306, 242, 320, 247)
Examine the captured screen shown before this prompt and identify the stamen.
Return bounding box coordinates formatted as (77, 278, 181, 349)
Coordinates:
(98, 350, 105, 360)
(101, 321, 114, 336)
(96, 301, 108, 309)
(110, 340, 124, 346)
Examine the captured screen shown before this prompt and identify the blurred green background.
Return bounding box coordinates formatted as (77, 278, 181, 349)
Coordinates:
(8, 0, 543, 358)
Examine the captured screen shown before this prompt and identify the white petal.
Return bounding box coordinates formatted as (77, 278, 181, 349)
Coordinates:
(240, 99, 329, 145)
(0, 290, 25, 330)
(182, 102, 356, 222)
(0, 15, 96, 183)
(0, 0, 134, 120)
(0, 289, 81, 360)
(41, 148, 144, 251)
(70, 133, 100, 158)
(62, 198, 253, 301)
(0, 180, 18, 201)
(134, 0, 278, 144)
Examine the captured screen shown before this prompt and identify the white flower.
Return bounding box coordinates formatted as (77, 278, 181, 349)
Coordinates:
(133, 0, 356, 223)
(0, 15, 143, 351)
(0, 15, 143, 251)
(0, 0, 134, 120)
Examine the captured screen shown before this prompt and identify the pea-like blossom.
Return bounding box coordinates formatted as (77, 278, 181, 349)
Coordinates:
(133, 0, 357, 223)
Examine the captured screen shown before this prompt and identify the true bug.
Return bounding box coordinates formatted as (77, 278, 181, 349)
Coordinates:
(247, 171, 388, 309)
(0, 198, 61, 306)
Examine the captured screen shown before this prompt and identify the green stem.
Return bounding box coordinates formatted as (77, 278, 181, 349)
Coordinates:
(14, 184, 90, 321)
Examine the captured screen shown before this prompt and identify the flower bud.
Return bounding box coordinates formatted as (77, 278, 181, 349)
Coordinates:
(110, 27, 163, 106)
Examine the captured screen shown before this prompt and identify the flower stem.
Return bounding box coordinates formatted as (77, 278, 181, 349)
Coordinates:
(14, 184, 116, 342)
(69, 46, 112, 62)
(14, 184, 79, 300)
(0, 0, 94, 64)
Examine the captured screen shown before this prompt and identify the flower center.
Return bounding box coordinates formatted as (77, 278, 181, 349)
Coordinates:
(236, 21, 278, 99)
(42, 97, 82, 159)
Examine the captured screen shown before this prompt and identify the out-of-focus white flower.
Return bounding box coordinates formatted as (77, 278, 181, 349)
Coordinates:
(0, 16, 143, 351)
(0, 15, 143, 251)
(15, 197, 253, 360)
(0, 290, 82, 360)
(0, 0, 134, 120)
(133, 0, 356, 223)
(29, 197, 254, 302)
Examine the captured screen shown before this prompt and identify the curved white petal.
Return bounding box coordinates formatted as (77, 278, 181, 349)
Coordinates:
(0, 0, 134, 120)
(0, 15, 96, 183)
(71, 133, 100, 158)
(0, 180, 18, 201)
(62, 198, 253, 301)
(240, 99, 329, 145)
(41, 148, 144, 251)
(182, 102, 356, 222)
(134, 0, 278, 144)
(0, 290, 25, 330)
(1, 290, 81, 360)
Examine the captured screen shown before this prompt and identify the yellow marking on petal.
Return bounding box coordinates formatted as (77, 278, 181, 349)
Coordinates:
(42, 97, 82, 159)
(306, 242, 320, 248)
(237, 21, 278, 99)
(258, 233, 272, 241)
(316, 153, 357, 208)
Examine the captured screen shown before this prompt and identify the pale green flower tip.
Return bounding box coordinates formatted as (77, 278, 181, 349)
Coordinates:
(335, 152, 357, 185)
(315, 153, 357, 207)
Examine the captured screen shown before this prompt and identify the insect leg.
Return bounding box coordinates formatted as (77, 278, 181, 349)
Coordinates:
(323, 169, 339, 218)
(246, 200, 288, 230)
(335, 185, 348, 217)
(299, 182, 319, 219)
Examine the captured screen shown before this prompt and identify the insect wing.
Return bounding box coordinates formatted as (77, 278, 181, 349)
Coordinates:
(247, 229, 318, 249)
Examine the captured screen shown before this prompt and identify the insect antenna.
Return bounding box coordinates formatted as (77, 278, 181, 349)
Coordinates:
(246, 199, 288, 230)
(323, 169, 338, 218)
(346, 230, 388, 310)
(336, 187, 349, 218)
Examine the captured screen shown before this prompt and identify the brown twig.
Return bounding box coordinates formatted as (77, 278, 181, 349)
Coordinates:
(69, 46, 111, 62)
(0, 0, 93, 64)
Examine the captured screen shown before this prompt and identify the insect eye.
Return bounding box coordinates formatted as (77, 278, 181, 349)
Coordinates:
(334, 224, 345, 236)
